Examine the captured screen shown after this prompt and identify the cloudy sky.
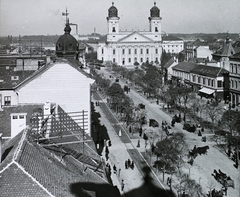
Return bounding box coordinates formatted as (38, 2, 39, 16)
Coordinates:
(1, 0, 240, 36)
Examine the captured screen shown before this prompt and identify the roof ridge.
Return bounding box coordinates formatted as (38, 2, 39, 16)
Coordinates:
(13, 127, 29, 161)
(0, 161, 14, 173)
(13, 160, 54, 197)
(216, 67, 223, 76)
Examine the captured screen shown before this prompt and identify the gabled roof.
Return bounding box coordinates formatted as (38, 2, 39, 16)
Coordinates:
(14, 58, 93, 90)
(172, 62, 197, 73)
(229, 51, 240, 60)
(118, 31, 154, 43)
(190, 65, 228, 78)
(163, 58, 175, 69)
(98, 35, 107, 43)
(212, 42, 235, 57)
(0, 124, 116, 196)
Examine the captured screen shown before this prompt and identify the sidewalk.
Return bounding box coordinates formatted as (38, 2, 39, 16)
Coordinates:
(94, 102, 154, 196)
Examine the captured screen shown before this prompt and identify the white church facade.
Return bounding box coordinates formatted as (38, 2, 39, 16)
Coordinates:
(97, 2, 162, 66)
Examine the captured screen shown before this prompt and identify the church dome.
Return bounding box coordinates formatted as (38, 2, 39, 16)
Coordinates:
(56, 20, 79, 59)
(108, 2, 118, 17)
(150, 2, 160, 17)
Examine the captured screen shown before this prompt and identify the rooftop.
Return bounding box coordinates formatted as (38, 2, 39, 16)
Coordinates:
(172, 61, 197, 73)
(190, 64, 228, 78)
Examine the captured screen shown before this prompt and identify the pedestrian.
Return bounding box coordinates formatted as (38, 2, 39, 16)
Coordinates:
(131, 161, 134, 170)
(113, 164, 117, 174)
(125, 160, 128, 169)
(137, 139, 140, 147)
(121, 179, 125, 191)
(127, 159, 131, 167)
(119, 130, 122, 137)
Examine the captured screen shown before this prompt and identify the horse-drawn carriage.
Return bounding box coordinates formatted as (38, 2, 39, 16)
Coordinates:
(212, 169, 235, 188)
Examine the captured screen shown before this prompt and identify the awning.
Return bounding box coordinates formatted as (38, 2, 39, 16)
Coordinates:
(198, 87, 215, 95)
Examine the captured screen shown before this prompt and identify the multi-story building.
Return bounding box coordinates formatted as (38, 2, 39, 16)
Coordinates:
(223, 52, 240, 105)
(162, 35, 184, 54)
(212, 35, 235, 71)
(172, 62, 227, 99)
(185, 39, 214, 61)
(97, 2, 162, 66)
(190, 65, 227, 99)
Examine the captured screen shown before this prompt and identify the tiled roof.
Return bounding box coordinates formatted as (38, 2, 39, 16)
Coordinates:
(212, 42, 235, 57)
(0, 127, 111, 197)
(172, 62, 197, 73)
(98, 35, 107, 43)
(229, 51, 240, 60)
(0, 67, 35, 89)
(190, 65, 228, 78)
(163, 58, 174, 68)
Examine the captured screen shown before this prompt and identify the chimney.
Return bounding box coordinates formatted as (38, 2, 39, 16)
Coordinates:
(0, 133, 2, 163)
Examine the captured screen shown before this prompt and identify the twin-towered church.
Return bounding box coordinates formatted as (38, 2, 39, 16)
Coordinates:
(97, 2, 163, 66)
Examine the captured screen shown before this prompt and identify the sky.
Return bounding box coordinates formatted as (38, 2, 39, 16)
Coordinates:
(1, 0, 240, 36)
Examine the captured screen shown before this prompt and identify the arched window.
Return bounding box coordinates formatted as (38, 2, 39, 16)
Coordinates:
(112, 27, 116, 32)
(155, 27, 158, 32)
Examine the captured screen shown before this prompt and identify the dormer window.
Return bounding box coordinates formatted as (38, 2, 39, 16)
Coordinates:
(57, 43, 62, 50)
(11, 76, 19, 81)
(69, 44, 73, 50)
(155, 27, 158, 32)
(112, 27, 116, 32)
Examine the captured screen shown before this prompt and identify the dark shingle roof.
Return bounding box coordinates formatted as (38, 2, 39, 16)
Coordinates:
(190, 65, 228, 78)
(163, 58, 174, 69)
(0, 67, 35, 89)
(172, 62, 197, 73)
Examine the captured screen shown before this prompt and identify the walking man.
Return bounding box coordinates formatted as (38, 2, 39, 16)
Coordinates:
(121, 179, 125, 191)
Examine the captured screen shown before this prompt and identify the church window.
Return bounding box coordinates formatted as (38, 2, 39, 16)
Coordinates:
(135, 49, 137, 54)
(102, 48, 104, 54)
(122, 58, 125, 65)
(140, 58, 143, 62)
(235, 81, 237, 89)
(155, 49, 158, 54)
(112, 27, 116, 32)
(129, 58, 131, 63)
(134, 57, 137, 62)
(129, 49, 131, 54)
(155, 27, 158, 32)
(113, 58, 115, 63)
(57, 43, 62, 50)
(69, 44, 73, 50)
(146, 49, 149, 54)
(113, 49, 115, 55)
(122, 49, 125, 55)
(140, 49, 143, 54)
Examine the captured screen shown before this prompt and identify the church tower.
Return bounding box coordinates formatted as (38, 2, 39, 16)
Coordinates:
(106, 2, 120, 34)
(148, 2, 162, 33)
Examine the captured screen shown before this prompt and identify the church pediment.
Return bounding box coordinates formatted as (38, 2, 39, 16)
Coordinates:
(118, 31, 154, 43)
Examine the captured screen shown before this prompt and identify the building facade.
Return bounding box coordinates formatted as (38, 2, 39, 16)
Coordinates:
(224, 52, 240, 105)
(97, 2, 162, 66)
(162, 35, 184, 54)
